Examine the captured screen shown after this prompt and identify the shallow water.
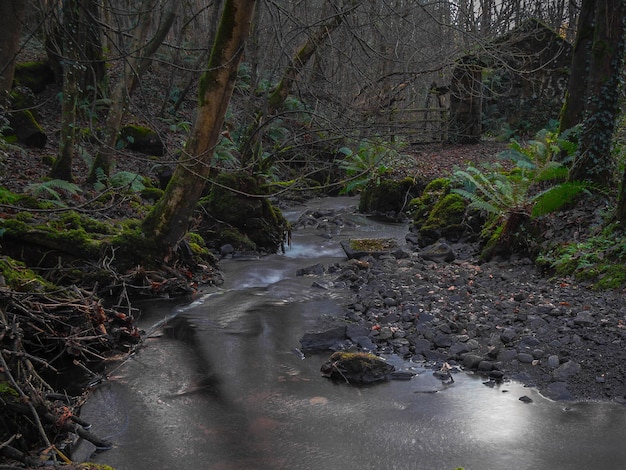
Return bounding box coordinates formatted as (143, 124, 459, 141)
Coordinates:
(79, 197, 626, 470)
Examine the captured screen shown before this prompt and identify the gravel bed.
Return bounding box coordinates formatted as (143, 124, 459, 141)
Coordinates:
(297, 210, 626, 403)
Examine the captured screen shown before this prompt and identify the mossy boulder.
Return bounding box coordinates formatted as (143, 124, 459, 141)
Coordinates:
(202, 172, 290, 253)
(0, 256, 54, 292)
(12, 61, 56, 93)
(409, 178, 471, 246)
(5, 87, 47, 148)
(420, 193, 468, 242)
(409, 178, 452, 226)
(341, 238, 398, 259)
(359, 177, 424, 219)
(119, 125, 164, 156)
(320, 351, 395, 384)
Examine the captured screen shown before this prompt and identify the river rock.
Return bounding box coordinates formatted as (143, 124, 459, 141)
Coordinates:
(300, 324, 347, 351)
(552, 361, 582, 381)
(320, 351, 395, 384)
(420, 241, 455, 263)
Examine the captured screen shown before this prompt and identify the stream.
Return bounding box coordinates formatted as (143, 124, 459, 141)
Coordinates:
(77, 197, 626, 470)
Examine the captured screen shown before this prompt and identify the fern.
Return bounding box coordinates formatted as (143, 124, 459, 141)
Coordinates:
(531, 181, 590, 217)
(453, 126, 583, 222)
(25, 179, 82, 204)
(109, 171, 145, 191)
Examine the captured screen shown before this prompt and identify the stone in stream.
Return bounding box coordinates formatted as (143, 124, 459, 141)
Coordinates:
(300, 324, 347, 352)
(320, 351, 396, 384)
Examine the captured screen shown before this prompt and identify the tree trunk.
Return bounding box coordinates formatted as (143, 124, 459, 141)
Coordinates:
(50, 0, 82, 182)
(142, 0, 257, 258)
(558, 0, 594, 134)
(88, 0, 177, 183)
(0, 0, 26, 106)
(569, 0, 626, 186)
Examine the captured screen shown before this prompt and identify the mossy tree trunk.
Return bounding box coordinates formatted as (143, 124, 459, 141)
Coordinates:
(89, 0, 177, 182)
(50, 0, 82, 182)
(0, 0, 26, 106)
(558, 0, 594, 135)
(569, 0, 626, 187)
(142, 0, 257, 258)
(240, 1, 357, 166)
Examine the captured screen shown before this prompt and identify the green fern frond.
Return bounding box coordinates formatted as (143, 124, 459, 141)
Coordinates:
(451, 188, 501, 214)
(25, 179, 82, 202)
(531, 181, 590, 217)
(110, 171, 145, 191)
(534, 163, 568, 183)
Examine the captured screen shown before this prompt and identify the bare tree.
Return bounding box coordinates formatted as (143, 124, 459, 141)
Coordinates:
(88, 0, 178, 182)
(142, 0, 257, 258)
(0, 0, 27, 106)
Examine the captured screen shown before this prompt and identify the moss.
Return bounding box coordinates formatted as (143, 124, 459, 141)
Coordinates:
(15, 211, 33, 222)
(0, 256, 54, 291)
(329, 351, 381, 366)
(13, 61, 55, 93)
(593, 265, 626, 290)
(0, 217, 30, 233)
(409, 178, 452, 226)
(0, 381, 19, 398)
(41, 154, 55, 166)
(421, 193, 467, 235)
(217, 228, 257, 251)
(204, 172, 289, 253)
(349, 238, 395, 252)
(55, 211, 114, 234)
(0, 186, 21, 204)
(359, 177, 422, 214)
(78, 464, 116, 470)
(109, 220, 161, 269)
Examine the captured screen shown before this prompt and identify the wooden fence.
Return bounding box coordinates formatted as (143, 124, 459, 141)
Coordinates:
(374, 107, 448, 143)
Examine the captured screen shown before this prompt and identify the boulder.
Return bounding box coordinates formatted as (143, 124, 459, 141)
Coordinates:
(119, 125, 164, 156)
(320, 351, 395, 384)
(341, 238, 398, 260)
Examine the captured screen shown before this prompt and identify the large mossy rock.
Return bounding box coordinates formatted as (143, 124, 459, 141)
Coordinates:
(202, 172, 289, 253)
(119, 125, 164, 156)
(409, 178, 472, 245)
(13, 62, 56, 93)
(5, 87, 47, 148)
(359, 177, 424, 219)
(320, 351, 395, 384)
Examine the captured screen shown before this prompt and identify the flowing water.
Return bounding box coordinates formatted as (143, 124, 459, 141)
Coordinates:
(78, 197, 626, 470)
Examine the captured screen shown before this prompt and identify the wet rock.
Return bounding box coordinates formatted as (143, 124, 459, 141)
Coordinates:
(547, 355, 560, 368)
(517, 352, 534, 364)
(320, 351, 395, 384)
(433, 334, 453, 348)
(420, 241, 455, 263)
(543, 382, 574, 401)
(297, 263, 325, 276)
(461, 354, 484, 369)
(300, 324, 347, 352)
(552, 361, 582, 381)
(500, 328, 517, 344)
(573, 312, 594, 327)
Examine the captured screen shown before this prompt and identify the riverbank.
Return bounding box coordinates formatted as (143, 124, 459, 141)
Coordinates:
(297, 206, 626, 403)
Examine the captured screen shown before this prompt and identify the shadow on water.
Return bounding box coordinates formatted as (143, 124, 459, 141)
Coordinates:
(77, 197, 626, 470)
